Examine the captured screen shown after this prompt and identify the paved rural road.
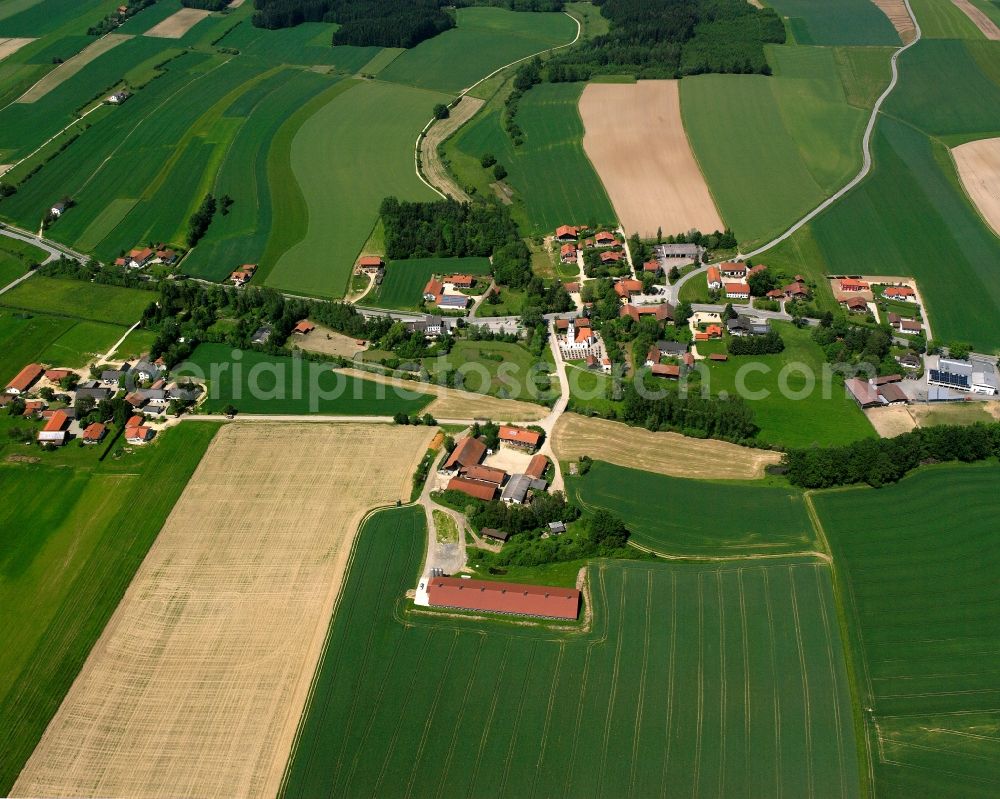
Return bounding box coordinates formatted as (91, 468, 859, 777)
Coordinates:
(0, 222, 85, 264)
(182, 413, 490, 425)
(740, 0, 922, 260)
(533, 321, 570, 492)
(666, 264, 707, 304)
(691, 303, 794, 322)
(414, 10, 583, 198)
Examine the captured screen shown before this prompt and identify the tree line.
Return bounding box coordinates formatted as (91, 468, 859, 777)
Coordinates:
(783, 423, 1000, 488)
(619, 379, 760, 443)
(544, 0, 785, 81)
(250, 0, 456, 48)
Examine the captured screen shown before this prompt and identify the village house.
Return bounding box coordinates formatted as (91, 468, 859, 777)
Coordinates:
(655, 243, 704, 262)
(724, 282, 750, 300)
(883, 286, 916, 301)
(501, 473, 548, 504)
(44, 368, 72, 383)
(292, 320, 315, 335)
(155, 248, 177, 265)
(721, 262, 747, 279)
(642, 260, 661, 275)
(125, 415, 154, 444)
(706, 265, 722, 290)
(560, 243, 577, 263)
(126, 248, 155, 269)
(423, 278, 443, 303)
(613, 278, 643, 299)
(460, 464, 507, 488)
(650, 363, 681, 379)
(106, 90, 131, 104)
(251, 326, 272, 345)
(555, 225, 578, 241)
(841, 296, 869, 313)
(694, 324, 723, 342)
(727, 315, 771, 337)
(357, 255, 384, 274)
(82, 422, 107, 444)
(600, 249, 623, 265)
(444, 274, 475, 289)
(50, 201, 67, 218)
(5, 363, 44, 395)
(594, 231, 617, 247)
(897, 352, 922, 371)
(619, 303, 673, 323)
(784, 281, 809, 300)
(499, 425, 541, 451)
(22, 399, 45, 418)
(230, 264, 257, 286)
(37, 409, 70, 446)
(525, 453, 549, 481)
(446, 476, 497, 502)
(839, 278, 869, 293)
(440, 436, 487, 476)
(845, 377, 911, 407)
(133, 359, 162, 382)
(657, 340, 688, 359)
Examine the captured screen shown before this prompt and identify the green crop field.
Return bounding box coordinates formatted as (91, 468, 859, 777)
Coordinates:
(183, 343, 432, 415)
(0, 422, 220, 794)
(367, 256, 491, 310)
(567, 461, 816, 557)
(766, 0, 900, 46)
(808, 118, 1000, 351)
(377, 6, 578, 94)
(682, 45, 888, 249)
(700, 322, 875, 449)
(443, 81, 616, 235)
(281, 505, 860, 798)
(264, 80, 450, 298)
(0, 276, 151, 325)
(814, 462, 1000, 798)
(909, 0, 987, 39)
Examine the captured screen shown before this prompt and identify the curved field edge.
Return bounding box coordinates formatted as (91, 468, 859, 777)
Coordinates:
(0, 423, 222, 794)
(279, 503, 860, 798)
(256, 78, 358, 285)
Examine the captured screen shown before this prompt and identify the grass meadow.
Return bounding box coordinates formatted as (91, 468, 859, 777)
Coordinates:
(264, 80, 450, 298)
(0, 422, 220, 794)
(444, 81, 617, 235)
(281, 505, 860, 798)
(377, 6, 578, 94)
(183, 343, 433, 415)
(815, 462, 1000, 798)
(367, 256, 491, 310)
(682, 45, 887, 249)
(0, 276, 151, 325)
(908, 0, 987, 39)
(0, 237, 46, 286)
(566, 460, 817, 557)
(423, 339, 551, 402)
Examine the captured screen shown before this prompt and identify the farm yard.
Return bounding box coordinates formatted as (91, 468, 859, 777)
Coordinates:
(815, 463, 1000, 798)
(552, 413, 781, 480)
(0, 423, 220, 795)
(182, 343, 434, 416)
(368, 256, 491, 311)
(11, 423, 436, 799)
(442, 81, 617, 235)
(282, 506, 860, 798)
(567, 461, 817, 558)
(580, 80, 723, 238)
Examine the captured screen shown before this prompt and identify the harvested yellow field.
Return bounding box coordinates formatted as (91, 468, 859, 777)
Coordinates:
(0, 37, 35, 62)
(552, 412, 780, 479)
(950, 0, 1000, 38)
(144, 7, 211, 38)
(12, 423, 434, 799)
(342, 367, 548, 422)
(953, 137, 1000, 236)
(872, 0, 916, 42)
(15, 34, 131, 103)
(421, 95, 485, 201)
(579, 80, 723, 238)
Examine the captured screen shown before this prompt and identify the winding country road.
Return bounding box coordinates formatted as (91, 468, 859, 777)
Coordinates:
(741, 0, 922, 260)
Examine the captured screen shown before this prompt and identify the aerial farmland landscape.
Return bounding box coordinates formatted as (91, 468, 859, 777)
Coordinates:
(0, 0, 998, 797)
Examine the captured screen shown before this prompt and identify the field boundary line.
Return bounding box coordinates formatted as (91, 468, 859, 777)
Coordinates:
(789, 566, 816, 799)
(659, 571, 678, 799)
(412, 10, 582, 198)
(595, 567, 628, 797)
(627, 570, 654, 797)
(692, 573, 706, 796)
(764, 568, 783, 797)
(738, 569, 752, 786)
(717, 571, 728, 797)
(627, 538, 832, 563)
(527, 641, 565, 799)
(814, 566, 850, 799)
(497, 641, 538, 798)
(465, 638, 513, 798)
(741, 0, 922, 261)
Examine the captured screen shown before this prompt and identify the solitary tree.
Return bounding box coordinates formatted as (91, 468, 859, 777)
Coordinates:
(433, 103, 450, 120)
(492, 163, 508, 181)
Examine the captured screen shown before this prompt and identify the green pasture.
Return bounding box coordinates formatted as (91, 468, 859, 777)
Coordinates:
(423, 339, 551, 402)
(217, 19, 380, 72)
(809, 118, 1000, 351)
(377, 6, 578, 94)
(767, 0, 900, 45)
(0, 276, 151, 325)
(682, 45, 885, 249)
(368, 256, 491, 310)
(0, 309, 127, 381)
(281, 505, 860, 798)
(815, 462, 1000, 798)
(0, 236, 45, 286)
(265, 80, 450, 298)
(182, 343, 432, 415)
(700, 322, 875, 448)
(567, 461, 816, 557)
(0, 423, 220, 795)
(914, 402, 999, 426)
(444, 81, 616, 234)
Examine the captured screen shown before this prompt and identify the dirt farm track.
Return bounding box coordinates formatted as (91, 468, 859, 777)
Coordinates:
(579, 80, 723, 238)
(11, 423, 434, 799)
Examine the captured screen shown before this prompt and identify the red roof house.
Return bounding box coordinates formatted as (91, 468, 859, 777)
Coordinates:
(427, 576, 580, 620)
(292, 320, 315, 335)
(461, 464, 507, 486)
(706, 265, 722, 288)
(884, 286, 915, 300)
(724, 282, 750, 298)
(499, 425, 541, 450)
(600, 250, 623, 264)
(446, 476, 498, 502)
(594, 231, 617, 246)
(651, 363, 681, 379)
(82, 422, 107, 444)
(560, 243, 577, 263)
(555, 225, 578, 241)
(525, 453, 548, 480)
(5, 363, 44, 395)
(442, 436, 487, 472)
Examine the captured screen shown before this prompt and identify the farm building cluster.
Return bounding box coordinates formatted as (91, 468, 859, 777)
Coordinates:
(422, 273, 482, 311)
(830, 277, 925, 336)
(114, 246, 178, 270)
(705, 261, 810, 303)
(439, 425, 551, 504)
(2, 356, 200, 448)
